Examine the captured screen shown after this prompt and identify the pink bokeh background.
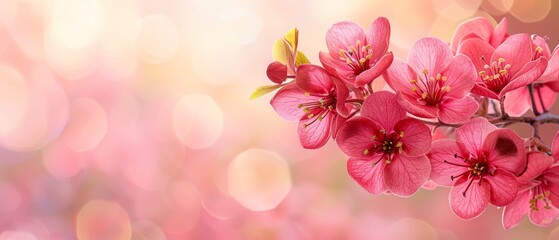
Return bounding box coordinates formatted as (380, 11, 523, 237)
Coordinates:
(0, 0, 558, 239)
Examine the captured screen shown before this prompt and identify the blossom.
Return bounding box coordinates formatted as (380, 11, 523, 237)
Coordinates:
(319, 17, 393, 87)
(383, 37, 478, 124)
(429, 117, 527, 219)
(270, 64, 350, 149)
(266, 28, 310, 84)
(457, 33, 548, 100)
(502, 151, 559, 229)
(505, 36, 559, 116)
(336, 91, 432, 197)
(450, 16, 509, 54)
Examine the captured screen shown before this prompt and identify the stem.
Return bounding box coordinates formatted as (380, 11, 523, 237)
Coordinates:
(499, 96, 509, 119)
(536, 85, 548, 113)
(528, 84, 541, 116)
(367, 82, 373, 93)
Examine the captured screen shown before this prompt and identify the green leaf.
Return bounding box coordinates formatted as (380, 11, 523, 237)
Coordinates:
(284, 28, 298, 50)
(272, 38, 293, 65)
(295, 50, 310, 66)
(249, 84, 285, 100)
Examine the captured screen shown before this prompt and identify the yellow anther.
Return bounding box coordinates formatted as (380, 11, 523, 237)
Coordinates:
(505, 64, 511, 69)
(380, 129, 386, 134)
(303, 108, 311, 113)
(346, 59, 352, 64)
(535, 46, 543, 53)
(499, 69, 507, 75)
(400, 131, 405, 137)
(356, 40, 361, 46)
(411, 86, 418, 92)
(339, 49, 346, 58)
(478, 71, 486, 76)
(304, 92, 310, 96)
(410, 79, 417, 84)
(436, 73, 441, 80)
(303, 124, 308, 128)
(441, 76, 447, 81)
(545, 191, 551, 197)
(429, 77, 435, 81)
(422, 69, 428, 75)
(359, 58, 366, 64)
(498, 57, 505, 63)
(364, 149, 369, 155)
(395, 142, 403, 148)
(328, 105, 334, 110)
(298, 104, 303, 108)
(371, 135, 376, 141)
(307, 113, 314, 118)
(441, 86, 451, 92)
(318, 115, 324, 121)
(421, 92, 427, 99)
(493, 74, 500, 79)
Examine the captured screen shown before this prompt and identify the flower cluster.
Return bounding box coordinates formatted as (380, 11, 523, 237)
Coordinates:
(254, 16, 559, 229)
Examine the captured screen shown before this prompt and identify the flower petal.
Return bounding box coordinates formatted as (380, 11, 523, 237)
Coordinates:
(455, 117, 497, 155)
(336, 116, 382, 158)
(440, 54, 477, 99)
(393, 118, 432, 156)
(396, 92, 438, 119)
(529, 198, 559, 227)
(333, 77, 351, 118)
(355, 52, 393, 87)
(483, 128, 526, 176)
(490, 17, 508, 48)
(492, 34, 533, 75)
(438, 96, 479, 124)
(486, 169, 519, 206)
(361, 91, 406, 131)
(518, 152, 554, 184)
(366, 17, 390, 60)
(552, 132, 559, 162)
(471, 84, 500, 99)
(326, 21, 366, 58)
(407, 37, 452, 77)
(319, 51, 354, 84)
(450, 175, 491, 219)
(384, 58, 415, 93)
(450, 17, 493, 52)
(457, 38, 495, 73)
(384, 154, 431, 197)
(347, 157, 387, 195)
(297, 112, 333, 149)
(503, 87, 531, 117)
(500, 57, 548, 98)
(266, 61, 287, 84)
(428, 139, 469, 187)
(295, 64, 333, 94)
(502, 190, 530, 230)
(270, 84, 314, 121)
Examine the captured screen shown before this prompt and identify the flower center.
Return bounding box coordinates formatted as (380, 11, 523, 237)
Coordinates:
(363, 130, 405, 167)
(444, 153, 489, 197)
(530, 185, 553, 211)
(338, 40, 373, 74)
(478, 57, 511, 94)
(298, 94, 337, 128)
(409, 69, 451, 106)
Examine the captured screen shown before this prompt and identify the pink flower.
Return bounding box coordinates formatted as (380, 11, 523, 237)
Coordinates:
(319, 17, 393, 88)
(502, 152, 559, 229)
(458, 33, 548, 100)
(505, 36, 559, 116)
(429, 117, 527, 219)
(383, 37, 478, 124)
(450, 17, 509, 54)
(271, 64, 350, 149)
(336, 91, 432, 197)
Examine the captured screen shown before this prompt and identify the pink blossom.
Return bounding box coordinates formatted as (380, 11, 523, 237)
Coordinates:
(450, 17, 509, 54)
(505, 37, 559, 116)
(319, 17, 393, 87)
(429, 117, 527, 219)
(502, 151, 559, 229)
(271, 64, 350, 149)
(458, 33, 548, 100)
(336, 91, 432, 197)
(383, 37, 478, 124)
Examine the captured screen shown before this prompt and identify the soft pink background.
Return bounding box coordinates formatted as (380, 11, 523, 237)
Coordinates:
(0, 0, 558, 239)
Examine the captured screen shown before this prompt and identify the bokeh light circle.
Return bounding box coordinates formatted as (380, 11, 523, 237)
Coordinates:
(218, 7, 262, 45)
(48, 0, 105, 49)
(0, 182, 21, 213)
(0, 65, 29, 135)
(59, 97, 107, 152)
(42, 140, 84, 179)
(228, 148, 291, 211)
(76, 200, 132, 240)
(172, 93, 223, 149)
(0, 231, 38, 240)
(136, 15, 180, 64)
(510, 0, 552, 23)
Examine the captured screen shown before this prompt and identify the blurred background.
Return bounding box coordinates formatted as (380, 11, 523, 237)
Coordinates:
(0, 0, 558, 239)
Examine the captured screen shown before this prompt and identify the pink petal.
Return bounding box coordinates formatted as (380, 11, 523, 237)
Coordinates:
(384, 154, 431, 197)
(486, 169, 519, 206)
(330, 115, 347, 139)
(396, 92, 438, 119)
(326, 21, 366, 58)
(270, 84, 315, 121)
(490, 17, 508, 47)
(332, 77, 351, 117)
(347, 157, 387, 195)
(361, 91, 406, 131)
(457, 38, 495, 72)
(482, 128, 526, 176)
(500, 57, 548, 98)
(355, 52, 393, 87)
(552, 132, 559, 162)
(450, 17, 493, 53)
(384, 58, 415, 93)
(407, 37, 452, 78)
(336, 116, 382, 158)
(492, 34, 533, 75)
(297, 112, 333, 149)
(450, 175, 491, 219)
(266, 61, 287, 84)
(536, 85, 557, 111)
(541, 47, 559, 80)
(428, 139, 470, 187)
(295, 64, 333, 94)
(504, 87, 531, 117)
(471, 84, 500, 99)
(366, 17, 390, 60)
(437, 96, 479, 124)
(393, 118, 432, 156)
(529, 198, 559, 227)
(440, 54, 477, 99)
(455, 117, 497, 155)
(518, 152, 554, 184)
(502, 190, 530, 230)
(319, 51, 354, 84)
